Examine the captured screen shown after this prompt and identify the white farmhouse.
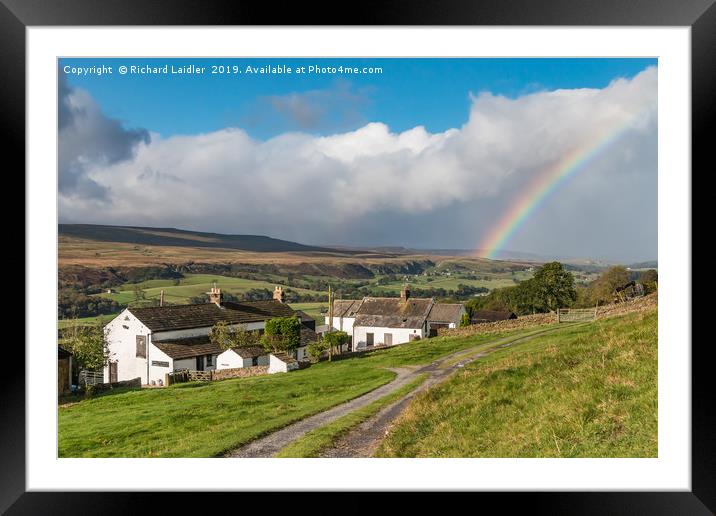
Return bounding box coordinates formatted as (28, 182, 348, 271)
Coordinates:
(103, 286, 307, 385)
(325, 299, 363, 333)
(328, 286, 465, 351)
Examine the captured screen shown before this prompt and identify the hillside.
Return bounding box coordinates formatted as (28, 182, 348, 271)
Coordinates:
(376, 306, 658, 458)
(59, 224, 354, 255)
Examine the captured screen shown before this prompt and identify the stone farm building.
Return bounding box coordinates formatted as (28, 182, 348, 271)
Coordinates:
(103, 286, 315, 385)
(326, 286, 466, 351)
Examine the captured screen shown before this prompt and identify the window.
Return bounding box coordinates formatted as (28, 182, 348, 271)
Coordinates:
(206, 354, 213, 367)
(136, 335, 146, 358)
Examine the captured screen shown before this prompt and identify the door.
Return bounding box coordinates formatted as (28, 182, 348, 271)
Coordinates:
(366, 333, 374, 347)
(109, 361, 118, 383)
(384, 333, 393, 346)
(196, 356, 205, 371)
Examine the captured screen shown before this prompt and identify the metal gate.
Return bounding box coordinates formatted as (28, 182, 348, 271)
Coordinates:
(556, 308, 597, 323)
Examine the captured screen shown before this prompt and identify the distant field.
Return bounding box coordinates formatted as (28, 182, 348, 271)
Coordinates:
(372, 273, 529, 293)
(289, 302, 328, 320)
(58, 313, 119, 329)
(95, 273, 324, 305)
(376, 308, 658, 458)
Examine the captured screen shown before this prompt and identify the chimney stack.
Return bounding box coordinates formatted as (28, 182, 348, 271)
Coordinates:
(273, 285, 286, 303)
(401, 284, 411, 302)
(207, 282, 223, 306)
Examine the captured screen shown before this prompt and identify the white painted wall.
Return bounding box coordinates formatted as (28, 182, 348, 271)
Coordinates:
(104, 309, 155, 384)
(148, 344, 173, 384)
(216, 349, 270, 369)
(216, 349, 244, 370)
(352, 325, 425, 351)
(268, 354, 298, 374)
(325, 316, 355, 333)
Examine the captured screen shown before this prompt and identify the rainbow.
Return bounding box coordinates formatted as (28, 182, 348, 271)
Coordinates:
(476, 111, 649, 260)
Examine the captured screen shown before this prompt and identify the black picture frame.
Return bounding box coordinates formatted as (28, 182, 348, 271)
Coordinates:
(4, 0, 708, 513)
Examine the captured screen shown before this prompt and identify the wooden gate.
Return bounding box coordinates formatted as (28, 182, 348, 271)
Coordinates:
(556, 308, 597, 323)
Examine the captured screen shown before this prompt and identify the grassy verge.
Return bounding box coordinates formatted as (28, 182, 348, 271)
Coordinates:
(376, 308, 657, 458)
(275, 374, 429, 458)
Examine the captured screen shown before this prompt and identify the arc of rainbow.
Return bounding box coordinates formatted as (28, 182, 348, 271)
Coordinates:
(476, 111, 649, 260)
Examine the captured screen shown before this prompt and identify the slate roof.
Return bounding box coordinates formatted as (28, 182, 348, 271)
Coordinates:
(353, 296, 434, 329)
(331, 299, 363, 318)
(294, 310, 315, 323)
(231, 345, 268, 359)
(153, 336, 221, 360)
(471, 310, 517, 323)
(128, 300, 296, 332)
(300, 326, 317, 347)
(427, 303, 464, 324)
(271, 352, 298, 365)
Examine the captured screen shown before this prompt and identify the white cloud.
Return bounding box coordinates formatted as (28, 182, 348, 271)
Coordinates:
(59, 67, 657, 259)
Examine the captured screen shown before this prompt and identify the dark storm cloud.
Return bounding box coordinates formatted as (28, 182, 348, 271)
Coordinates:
(58, 71, 150, 200)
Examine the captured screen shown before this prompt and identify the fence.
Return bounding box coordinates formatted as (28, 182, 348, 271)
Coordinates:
(556, 307, 597, 323)
(78, 370, 104, 386)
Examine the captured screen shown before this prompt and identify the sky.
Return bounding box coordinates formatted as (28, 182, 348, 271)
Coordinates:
(58, 58, 658, 263)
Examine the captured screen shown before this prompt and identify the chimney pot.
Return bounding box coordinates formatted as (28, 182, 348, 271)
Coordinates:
(207, 285, 223, 306)
(273, 285, 286, 303)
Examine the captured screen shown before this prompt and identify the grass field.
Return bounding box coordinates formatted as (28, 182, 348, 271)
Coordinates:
(372, 274, 526, 293)
(58, 327, 531, 457)
(95, 273, 324, 305)
(288, 302, 328, 320)
(375, 308, 658, 458)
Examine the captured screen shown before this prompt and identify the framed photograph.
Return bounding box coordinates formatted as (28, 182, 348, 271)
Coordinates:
(7, 0, 709, 512)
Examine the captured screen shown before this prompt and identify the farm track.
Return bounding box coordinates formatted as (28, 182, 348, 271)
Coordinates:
(225, 324, 576, 458)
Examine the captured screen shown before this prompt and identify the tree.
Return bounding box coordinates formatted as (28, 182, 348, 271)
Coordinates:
(209, 322, 261, 351)
(639, 269, 658, 293)
(132, 284, 146, 303)
(591, 266, 630, 303)
(460, 313, 471, 327)
(306, 340, 329, 363)
(323, 331, 350, 359)
(209, 321, 235, 351)
(262, 316, 302, 354)
(529, 262, 577, 312)
(63, 321, 111, 371)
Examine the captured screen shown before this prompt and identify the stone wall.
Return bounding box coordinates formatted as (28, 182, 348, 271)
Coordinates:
(91, 377, 142, 393)
(211, 365, 268, 381)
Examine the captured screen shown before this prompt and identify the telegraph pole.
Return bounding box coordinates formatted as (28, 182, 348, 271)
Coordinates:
(327, 285, 333, 361)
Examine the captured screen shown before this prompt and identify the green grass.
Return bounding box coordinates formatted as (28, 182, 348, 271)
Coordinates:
(59, 360, 394, 458)
(94, 273, 324, 305)
(58, 324, 539, 457)
(276, 374, 429, 458)
(375, 308, 658, 458)
(58, 313, 119, 329)
(288, 302, 328, 321)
